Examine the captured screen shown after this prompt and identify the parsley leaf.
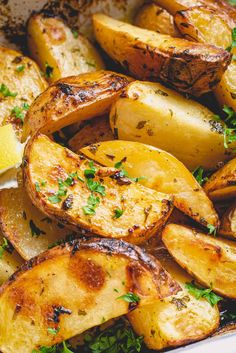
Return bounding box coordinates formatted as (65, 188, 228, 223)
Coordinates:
(0, 237, 9, 259)
(72, 30, 79, 39)
(47, 327, 60, 335)
(84, 161, 96, 179)
(117, 292, 140, 303)
(113, 209, 124, 219)
(11, 103, 29, 122)
(16, 64, 25, 72)
(0, 83, 17, 97)
(185, 281, 222, 306)
(87, 179, 106, 196)
(48, 195, 62, 204)
(207, 224, 217, 236)
(226, 28, 236, 55)
(192, 166, 209, 185)
(114, 160, 145, 183)
(45, 62, 54, 78)
(62, 341, 74, 353)
(82, 194, 100, 215)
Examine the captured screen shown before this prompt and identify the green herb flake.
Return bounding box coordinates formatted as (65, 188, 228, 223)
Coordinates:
(11, 103, 29, 122)
(35, 182, 40, 192)
(0, 237, 8, 259)
(226, 28, 236, 53)
(117, 292, 140, 303)
(47, 327, 60, 335)
(113, 208, 124, 219)
(62, 341, 74, 353)
(185, 281, 222, 306)
(192, 166, 209, 186)
(82, 194, 100, 215)
(0, 83, 17, 97)
(84, 161, 96, 179)
(72, 30, 79, 39)
(16, 64, 25, 73)
(207, 224, 217, 236)
(87, 178, 106, 196)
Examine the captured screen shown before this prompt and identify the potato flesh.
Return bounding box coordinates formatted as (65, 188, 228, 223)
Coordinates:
(220, 203, 236, 239)
(22, 70, 131, 140)
(162, 224, 236, 299)
(81, 140, 219, 228)
(134, 3, 181, 37)
(204, 157, 236, 200)
(68, 116, 114, 151)
(0, 238, 179, 353)
(93, 13, 231, 96)
(128, 256, 219, 350)
(175, 7, 236, 111)
(109, 80, 236, 170)
(0, 46, 47, 138)
(27, 14, 105, 83)
(0, 184, 72, 260)
(23, 134, 172, 244)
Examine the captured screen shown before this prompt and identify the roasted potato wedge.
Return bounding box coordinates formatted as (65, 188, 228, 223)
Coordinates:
(220, 203, 236, 239)
(68, 116, 114, 151)
(109, 80, 236, 169)
(22, 70, 131, 141)
(81, 140, 219, 228)
(0, 237, 179, 353)
(0, 182, 73, 260)
(93, 13, 231, 96)
(0, 46, 47, 138)
(0, 233, 23, 285)
(175, 7, 236, 111)
(23, 134, 173, 245)
(204, 157, 236, 201)
(28, 14, 105, 83)
(128, 256, 219, 350)
(134, 3, 181, 37)
(162, 224, 236, 299)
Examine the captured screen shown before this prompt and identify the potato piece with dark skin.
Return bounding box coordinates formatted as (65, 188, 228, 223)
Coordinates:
(93, 13, 231, 96)
(23, 134, 173, 245)
(0, 237, 180, 353)
(220, 203, 236, 239)
(22, 70, 131, 141)
(162, 224, 236, 299)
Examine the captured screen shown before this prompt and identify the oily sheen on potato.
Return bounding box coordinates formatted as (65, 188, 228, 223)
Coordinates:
(81, 140, 219, 229)
(23, 134, 173, 244)
(93, 13, 231, 96)
(0, 237, 179, 353)
(162, 224, 236, 299)
(128, 256, 219, 350)
(22, 70, 131, 140)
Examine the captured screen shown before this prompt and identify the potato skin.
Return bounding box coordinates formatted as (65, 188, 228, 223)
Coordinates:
(0, 237, 179, 353)
(128, 256, 219, 350)
(109, 80, 236, 170)
(175, 7, 236, 112)
(93, 13, 231, 96)
(22, 70, 131, 141)
(204, 158, 236, 201)
(27, 14, 105, 83)
(81, 140, 219, 229)
(0, 46, 47, 138)
(220, 203, 236, 239)
(23, 134, 173, 245)
(134, 3, 181, 37)
(162, 224, 236, 299)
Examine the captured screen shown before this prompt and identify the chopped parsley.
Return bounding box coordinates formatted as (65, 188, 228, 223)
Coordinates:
(185, 282, 222, 306)
(11, 103, 29, 122)
(84, 161, 96, 179)
(16, 64, 25, 72)
(192, 166, 209, 186)
(48, 178, 68, 204)
(226, 28, 236, 57)
(29, 220, 46, 237)
(62, 342, 74, 353)
(82, 194, 100, 215)
(113, 209, 124, 219)
(47, 327, 60, 335)
(114, 160, 145, 183)
(45, 62, 54, 78)
(0, 237, 9, 259)
(87, 179, 106, 196)
(0, 83, 17, 97)
(72, 30, 79, 39)
(207, 224, 217, 236)
(35, 182, 41, 192)
(214, 105, 236, 149)
(117, 292, 140, 303)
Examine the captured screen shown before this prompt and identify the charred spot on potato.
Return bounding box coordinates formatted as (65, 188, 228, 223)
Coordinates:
(62, 194, 73, 210)
(136, 120, 147, 129)
(49, 305, 72, 323)
(57, 83, 74, 95)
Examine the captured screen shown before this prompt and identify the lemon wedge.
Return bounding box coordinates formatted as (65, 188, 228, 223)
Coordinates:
(0, 124, 23, 175)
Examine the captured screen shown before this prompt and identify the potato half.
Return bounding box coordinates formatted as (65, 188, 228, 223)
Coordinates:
(0, 233, 23, 285)
(0, 46, 47, 138)
(220, 203, 236, 239)
(0, 183, 72, 260)
(0, 237, 179, 353)
(93, 13, 231, 96)
(23, 134, 173, 244)
(22, 70, 131, 141)
(28, 14, 105, 83)
(134, 3, 181, 37)
(175, 7, 236, 111)
(204, 157, 236, 201)
(128, 256, 219, 350)
(109, 80, 236, 169)
(162, 224, 236, 299)
(81, 140, 219, 229)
